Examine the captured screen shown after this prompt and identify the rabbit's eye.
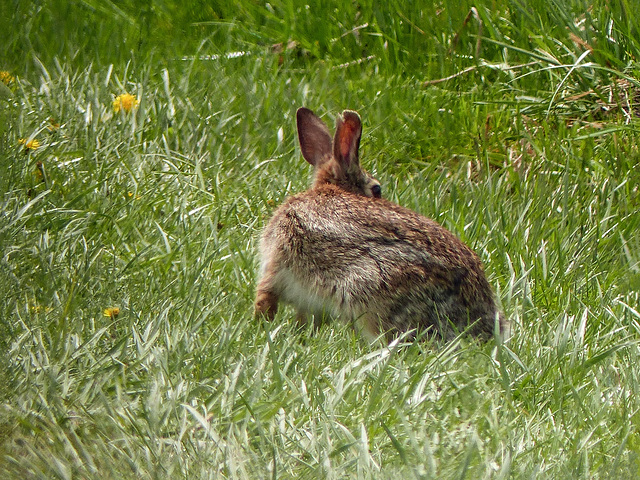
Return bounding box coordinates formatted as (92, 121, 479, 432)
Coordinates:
(371, 184, 382, 198)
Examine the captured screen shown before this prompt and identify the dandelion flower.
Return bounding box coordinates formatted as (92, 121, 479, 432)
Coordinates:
(103, 307, 120, 319)
(113, 93, 139, 113)
(0, 71, 15, 85)
(18, 138, 41, 151)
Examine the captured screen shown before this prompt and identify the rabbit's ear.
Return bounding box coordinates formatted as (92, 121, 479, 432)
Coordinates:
(297, 108, 333, 167)
(333, 110, 362, 168)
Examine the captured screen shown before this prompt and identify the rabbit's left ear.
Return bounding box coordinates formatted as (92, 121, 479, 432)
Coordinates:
(333, 110, 361, 167)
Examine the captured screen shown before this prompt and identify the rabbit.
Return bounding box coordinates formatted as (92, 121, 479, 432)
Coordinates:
(254, 107, 508, 341)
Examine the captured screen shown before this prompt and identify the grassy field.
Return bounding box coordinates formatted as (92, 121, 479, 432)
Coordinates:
(1, 0, 640, 478)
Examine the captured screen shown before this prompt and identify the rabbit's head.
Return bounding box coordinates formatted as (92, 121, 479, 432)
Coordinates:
(297, 107, 381, 198)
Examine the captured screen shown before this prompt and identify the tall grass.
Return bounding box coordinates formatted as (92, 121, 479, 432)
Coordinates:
(1, 0, 640, 478)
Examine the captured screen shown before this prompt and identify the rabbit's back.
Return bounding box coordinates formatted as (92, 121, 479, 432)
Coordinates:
(259, 184, 502, 339)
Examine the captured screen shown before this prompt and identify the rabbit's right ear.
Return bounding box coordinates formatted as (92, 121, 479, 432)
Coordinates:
(333, 110, 362, 169)
(297, 107, 333, 167)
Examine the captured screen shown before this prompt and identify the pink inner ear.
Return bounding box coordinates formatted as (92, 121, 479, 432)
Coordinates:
(338, 121, 358, 162)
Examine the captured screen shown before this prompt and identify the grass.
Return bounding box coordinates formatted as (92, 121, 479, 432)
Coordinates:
(1, 0, 640, 478)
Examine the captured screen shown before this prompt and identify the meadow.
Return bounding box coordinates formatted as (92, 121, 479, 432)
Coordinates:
(1, 0, 640, 478)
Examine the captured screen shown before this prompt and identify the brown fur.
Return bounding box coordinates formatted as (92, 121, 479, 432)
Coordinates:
(255, 107, 508, 341)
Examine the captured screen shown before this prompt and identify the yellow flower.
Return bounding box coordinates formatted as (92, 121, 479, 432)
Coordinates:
(113, 93, 139, 113)
(103, 307, 120, 319)
(29, 303, 53, 314)
(0, 71, 15, 85)
(18, 138, 41, 151)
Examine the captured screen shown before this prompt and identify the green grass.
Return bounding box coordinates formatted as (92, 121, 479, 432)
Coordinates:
(1, 0, 640, 478)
